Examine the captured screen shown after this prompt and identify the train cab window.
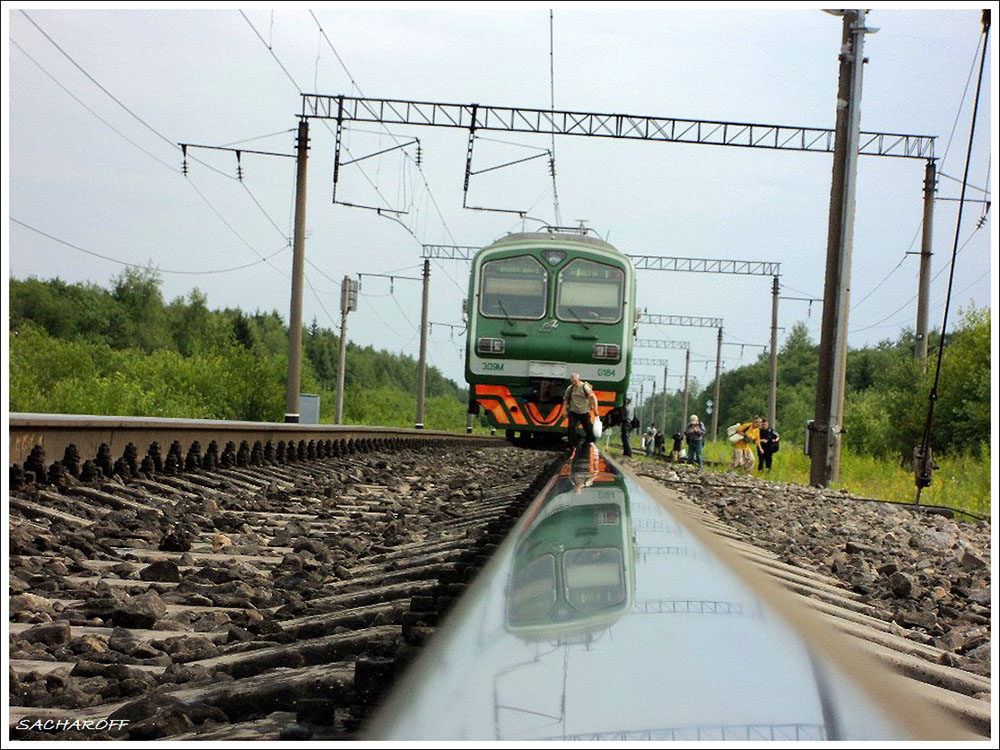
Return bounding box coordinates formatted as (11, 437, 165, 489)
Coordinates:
(556, 260, 624, 324)
(508, 555, 558, 623)
(480, 256, 548, 320)
(563, 548, 625, 613)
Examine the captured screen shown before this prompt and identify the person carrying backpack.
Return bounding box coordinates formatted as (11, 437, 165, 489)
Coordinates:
(684, 414, 706, 470)
(726, 416, 761, 474)
(757, 418, 780, 471)
(671, 429, 684, 461)
(563, 372, 599, 449)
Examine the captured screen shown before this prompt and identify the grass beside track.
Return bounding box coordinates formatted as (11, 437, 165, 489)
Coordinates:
(611, 436, 991, 521)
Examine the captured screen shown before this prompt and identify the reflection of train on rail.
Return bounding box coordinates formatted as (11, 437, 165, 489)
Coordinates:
(506, 445, 635, 641)
(465, 228, 637, 441)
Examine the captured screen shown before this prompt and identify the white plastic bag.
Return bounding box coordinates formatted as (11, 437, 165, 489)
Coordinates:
(592, 416, 603, 439)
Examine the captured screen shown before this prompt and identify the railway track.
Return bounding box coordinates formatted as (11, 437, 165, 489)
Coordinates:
(7, 417, 991, 740)
(8, 417, 561, 740)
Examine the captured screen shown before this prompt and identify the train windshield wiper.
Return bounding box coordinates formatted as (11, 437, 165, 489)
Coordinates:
(567, 306, 590, 329)
(496, 299, 515, 325)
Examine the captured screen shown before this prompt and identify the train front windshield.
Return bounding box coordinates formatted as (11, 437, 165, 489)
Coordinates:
(508, 555, 558, 623)
(480, 256, 548, 319)
(556, 260, 624, 323)
(564, 548, 626, 612)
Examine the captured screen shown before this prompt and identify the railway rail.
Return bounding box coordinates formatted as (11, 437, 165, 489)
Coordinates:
(6, 416, 991, 740)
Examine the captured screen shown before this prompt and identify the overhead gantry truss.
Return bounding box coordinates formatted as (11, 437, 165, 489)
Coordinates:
(301, 95, 935, 159)
(635, 339, 690, 351)
(640, 313, 724, 329)
(422, 245, 780, 281)
(630, 256, 780, 276)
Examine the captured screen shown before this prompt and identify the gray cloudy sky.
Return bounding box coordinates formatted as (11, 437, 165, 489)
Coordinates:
(4, 4, 994, 397)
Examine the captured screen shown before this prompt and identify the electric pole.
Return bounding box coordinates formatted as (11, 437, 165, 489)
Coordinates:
(661, 363, 668, 432)
(914, 159, 937, 369)
(682, 349, 690, 426)
(284, 119, 309, 423)
(711, 327, 723, 441)
(769, 275, 780, 427)
(811, 10, 872, 486)
(415, 259, 430, 428)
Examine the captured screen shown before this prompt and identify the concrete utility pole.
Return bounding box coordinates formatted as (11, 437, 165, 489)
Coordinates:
(914, 159, 937, 369)
(711, 327, 723, 441)
(769, 276, 780, 427)
(682, 349, 691, 426)
(415, 259, 430, 429)
(661, 364, 668, 432)
(334, 276, 357, 425)
(811, 10, 871, 487)
(284, 119, 310, 423)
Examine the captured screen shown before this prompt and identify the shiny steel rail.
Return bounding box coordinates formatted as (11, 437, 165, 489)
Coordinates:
(8, 413, 498, 480)
(364, 447, 984, 741)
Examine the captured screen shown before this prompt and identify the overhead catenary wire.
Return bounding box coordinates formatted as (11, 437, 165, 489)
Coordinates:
(850, 224, 984, 334)
(852, 28, 989, 317)
(19, 11, 237, 182)
(307, 8, 461, 250)
(11, 218, 289, 275)
(10, 39, 177, 173)
(850, 267, 991, 335)
(15, 10, 299, 284)
(220, 128, 297, 148)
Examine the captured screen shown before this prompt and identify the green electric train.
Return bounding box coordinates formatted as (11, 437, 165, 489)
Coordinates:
(464, 228, 637, 440)
(505, 445, 635, 642)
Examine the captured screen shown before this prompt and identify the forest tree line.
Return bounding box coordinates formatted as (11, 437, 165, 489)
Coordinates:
(638, 306, 989, 461)
(9, 270, 990, 457)
(9, 269, 469, 429)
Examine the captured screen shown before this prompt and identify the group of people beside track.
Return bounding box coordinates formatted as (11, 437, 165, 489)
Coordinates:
(616, 406, 780, 475)
(725, 415, 780, 474)
(562, 375, 781, 476)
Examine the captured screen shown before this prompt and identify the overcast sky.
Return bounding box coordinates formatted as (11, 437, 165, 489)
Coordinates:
(4, 4, 995, 398)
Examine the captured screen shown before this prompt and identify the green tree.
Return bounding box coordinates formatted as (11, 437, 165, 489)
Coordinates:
(109, 266, 172, 351)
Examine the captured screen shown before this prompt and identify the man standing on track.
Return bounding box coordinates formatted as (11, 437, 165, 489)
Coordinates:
(563, 372, 599, 449)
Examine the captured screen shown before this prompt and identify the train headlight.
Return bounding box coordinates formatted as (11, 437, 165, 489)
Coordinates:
(593, 343, 620, 360)
(477, 337, 506, 355)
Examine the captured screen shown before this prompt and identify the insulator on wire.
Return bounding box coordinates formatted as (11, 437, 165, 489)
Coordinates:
(415, 142, 423, 167)
(549, 156, 556, 177)
(236, 150, 243, 181)
(181, 144, 188, 176)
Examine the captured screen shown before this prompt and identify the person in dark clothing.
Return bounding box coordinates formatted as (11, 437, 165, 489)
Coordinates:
(620, 397, 635, 457)
(654, 428, 665, 457)
(671, 429, 684, 461)
(684, 414, 706, 470)
(757, 419, 780, 471)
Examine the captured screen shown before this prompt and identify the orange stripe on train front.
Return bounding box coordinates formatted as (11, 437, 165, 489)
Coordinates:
(476, 397, 509, 425)
(476, 385, 526, 425)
